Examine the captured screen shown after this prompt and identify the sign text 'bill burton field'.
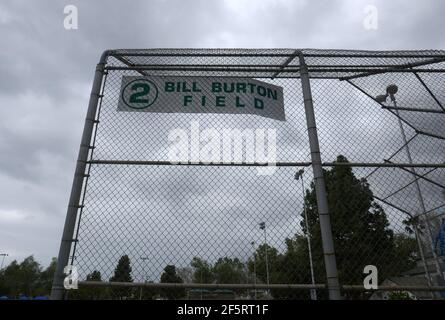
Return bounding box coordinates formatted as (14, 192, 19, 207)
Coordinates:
(118, 76, 285, 121)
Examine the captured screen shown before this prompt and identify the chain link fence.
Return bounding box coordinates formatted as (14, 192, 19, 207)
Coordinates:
(52, 49, 445, 300)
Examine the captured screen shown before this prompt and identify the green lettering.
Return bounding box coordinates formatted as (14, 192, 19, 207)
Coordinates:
(192, 82, 201, 92)
(183, 95, 192, 106)
(212, 82, 222, 92)
(216, 96, 225, 107)
(257, 85, 266, 97)
(254, 98, 264, 109)
(267, 88, 277, 100)
(236, 97, 245, 108)
(236, 83, 246, 93)
(165, 82, 175, 92)
(223, 83, 235, 93)
(247, 83, 256, 93)
(182, 82, 191, 92)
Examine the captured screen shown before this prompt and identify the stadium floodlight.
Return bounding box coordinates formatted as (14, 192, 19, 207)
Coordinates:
(258, 222, 270, 295)
(386, 84, 398, 101)
(375, 94, 388, 103)
(375, 84, 398, 103)
(0, 253, 8, 270)
(250, 241, 257, 299)
(382, 83, 444, 286)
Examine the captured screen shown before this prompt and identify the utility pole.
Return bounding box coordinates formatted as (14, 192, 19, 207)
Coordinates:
(295, 169, 317, 300)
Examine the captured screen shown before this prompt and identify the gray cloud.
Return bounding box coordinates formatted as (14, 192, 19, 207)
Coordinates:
(0, 0, 444, 277)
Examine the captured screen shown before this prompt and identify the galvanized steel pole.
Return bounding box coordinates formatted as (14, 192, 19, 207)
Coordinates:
(50, 50, 110, 300)
(393, 99, 444, 285)
(298, 52, 341, 300)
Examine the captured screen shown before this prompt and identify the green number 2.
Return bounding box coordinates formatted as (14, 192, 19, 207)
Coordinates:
(129, 83, 150, 104)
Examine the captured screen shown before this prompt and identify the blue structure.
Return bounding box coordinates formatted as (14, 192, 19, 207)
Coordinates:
(434, 218, 445, 256)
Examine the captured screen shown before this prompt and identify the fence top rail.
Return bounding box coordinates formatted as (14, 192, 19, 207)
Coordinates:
(103, 48, 445, 79)
(79, 281, 445, 292)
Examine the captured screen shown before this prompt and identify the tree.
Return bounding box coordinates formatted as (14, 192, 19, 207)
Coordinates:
(247, 244, 280, 285)
(140, 280, 158, 300)
(391, 233, 418, 273)
(35, 257, 56, 296)
(160, 265, 184, 299)
(177, 267, 193, 284)
(286, 155, 415, 298)
(109, 255, 133, 299)
(273, 235, 316, 299)
(190, 257, 214, 284)
(213, 257, 246, 284)
(85, 270, 104, 299)
(0, 256, 41, 297)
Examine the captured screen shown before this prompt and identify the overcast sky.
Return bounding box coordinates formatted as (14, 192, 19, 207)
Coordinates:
(1, 0, 445, 277)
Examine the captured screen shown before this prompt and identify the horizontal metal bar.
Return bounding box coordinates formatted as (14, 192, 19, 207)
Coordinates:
(79, 281, 445, 292)
(110, 63, 301, 69)
(111, 52, 445, 59)
(340, 57, 445, 80)
(88, 160, 311, 167)
(111, 52, 297, 57)
(382, 105, 445, 114)
(88, 160, 445, 168)
(79, 281, 325, 290)
(303, 53, 445, 59)
(108, 63, 421, 69)
(106, 66, 299, 72)
(106, 66, 445, 73)
(341, 285, 445, 292)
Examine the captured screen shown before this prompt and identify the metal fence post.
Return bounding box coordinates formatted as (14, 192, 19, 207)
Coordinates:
(298, 52, 342, 300)
(50, 50, 110, 300)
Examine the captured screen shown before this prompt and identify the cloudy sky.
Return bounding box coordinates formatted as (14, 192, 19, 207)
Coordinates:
(1, 0, 445, 277)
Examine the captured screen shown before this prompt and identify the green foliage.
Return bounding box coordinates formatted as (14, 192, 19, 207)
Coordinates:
(191, 257, 214, 283)
(0, 256, 59, 298)
(213, 257, 246, 284)
(34, 257, 57, 296)
(387, 291, 414, 300)
(0, 156, 422, 300)
(247, 244, 279, 285)
(160, 265, 184, 299)
(109, 255, 133, 299)
(272, 155, 418, 299)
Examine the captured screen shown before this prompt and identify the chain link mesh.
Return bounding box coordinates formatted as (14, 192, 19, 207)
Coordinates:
(65, 49, 445, 300)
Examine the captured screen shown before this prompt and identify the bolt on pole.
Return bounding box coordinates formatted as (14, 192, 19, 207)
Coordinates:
(50, 51, 109, 300)
(298, 52, 342, 300)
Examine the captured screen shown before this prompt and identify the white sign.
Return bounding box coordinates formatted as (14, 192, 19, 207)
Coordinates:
(117, 76, 285, 121)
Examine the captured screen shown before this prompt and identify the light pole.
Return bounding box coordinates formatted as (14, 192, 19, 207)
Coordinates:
(259, 222, 270, 297)
(140, 257, 149, 300)
(250, 241, 257, 299)
(295, 169, 317, 300)
(0, 253, 8, 270)
(377, 85, 444, 286)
